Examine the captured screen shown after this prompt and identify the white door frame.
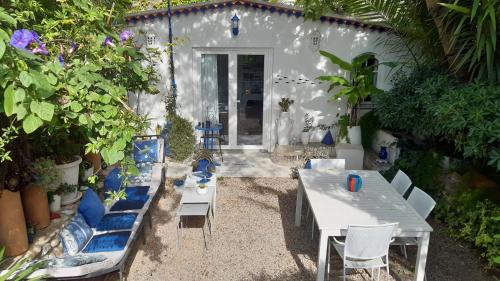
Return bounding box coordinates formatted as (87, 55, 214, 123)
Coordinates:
(192, 47, 273, 151)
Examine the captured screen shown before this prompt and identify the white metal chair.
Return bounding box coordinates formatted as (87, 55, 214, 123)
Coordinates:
(308, 159, 346, 240)
(327, 223, 398, 281)
(394, 187, 436, 259)
(390, 170, 412, 197)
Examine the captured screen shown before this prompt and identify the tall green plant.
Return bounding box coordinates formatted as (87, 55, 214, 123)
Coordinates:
(438, 0, 500, 83)
(317, 51, 383, 126)
(168, 115, 195, 161)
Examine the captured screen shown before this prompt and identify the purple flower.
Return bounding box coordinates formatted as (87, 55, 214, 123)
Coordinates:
(68, 42, 78, 54)
(103, 36, 115, 47)
(32, 43, 48, 55)
(58, 54, 65, 67)
(10, 29, 34, 49)
(31, 31, 41, 43)
(119, 30, 133, 43)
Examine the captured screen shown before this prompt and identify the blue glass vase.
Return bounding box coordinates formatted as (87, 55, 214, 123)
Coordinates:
(379, 146, 388, 160)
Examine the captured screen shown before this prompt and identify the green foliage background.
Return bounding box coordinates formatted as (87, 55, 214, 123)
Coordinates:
(0, 0, 160, 169)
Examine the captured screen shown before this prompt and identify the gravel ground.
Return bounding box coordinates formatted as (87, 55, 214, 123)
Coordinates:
(97, 177, 497, 281)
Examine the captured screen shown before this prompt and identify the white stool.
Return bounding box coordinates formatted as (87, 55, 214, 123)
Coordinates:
(176, 203, 211, 249)
(335, 143, 365, 170)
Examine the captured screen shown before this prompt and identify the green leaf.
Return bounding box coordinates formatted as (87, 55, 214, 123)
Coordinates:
(438, 3, 471, 14)
(3, 84, 14, 116)
(319, 50, 352, 71)
(22, 114, 43, 133)
(14, 88, 25, 103)
(70, 101, 83, 112)
(30, 101, 54, 121)
(30, 70, 55, 98)
(0, 40, 5, 60)
(19, 71, 33, 87)
(0, 9, 16, 26)
(78, 114, 88, 125)
(101, 148, 124, 165)
(0, 29, 9, 41)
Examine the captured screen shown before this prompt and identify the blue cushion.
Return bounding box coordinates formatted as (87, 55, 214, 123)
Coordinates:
(104, 168, 124, 194)
(78, 189, 105, 228)
(109, 198, 148, 211)
(304, 160, 312, 169)
(133, 139, 158, 163)
(196, 159, 211, 172)
(72, 213, 93, 238)
(82, 231, 131, 253)
(59, 218, 92, 255)
(125, 186, 150, 201)
(96, 213, 138, 231)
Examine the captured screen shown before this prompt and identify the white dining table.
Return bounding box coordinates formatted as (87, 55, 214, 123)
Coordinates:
(295, 169, 433, 281)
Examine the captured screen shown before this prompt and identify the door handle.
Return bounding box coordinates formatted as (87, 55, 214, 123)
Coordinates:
(236, 100, 241, 103)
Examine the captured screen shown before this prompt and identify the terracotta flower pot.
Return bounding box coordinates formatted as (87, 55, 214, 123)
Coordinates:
(85, 152, 102, 173)
(21, 184, 50, 230)
(0, 190, 28, 256)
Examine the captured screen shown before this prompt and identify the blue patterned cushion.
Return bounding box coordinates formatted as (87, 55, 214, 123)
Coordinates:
(59, 218, 93, 255)
(109, 199, 148, 211)
(82, 231, 131, 253)
(304, 160, 312, 169)
(127, 163, 153, 184)
(133, 139, 158, 163)
(96, 213, 138, 231)
(72, 213, 93, 238)
(45, 254, 107, 268)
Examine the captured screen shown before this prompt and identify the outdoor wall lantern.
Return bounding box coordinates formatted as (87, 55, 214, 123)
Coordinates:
(309, 29, 321, 51)
(231, 13, 240, 36)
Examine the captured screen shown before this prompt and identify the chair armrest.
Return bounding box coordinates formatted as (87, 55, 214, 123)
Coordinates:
(332, 236, 345, 245)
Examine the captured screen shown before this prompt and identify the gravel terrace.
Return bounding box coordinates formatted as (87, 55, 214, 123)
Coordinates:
(97, 177, 496, 281)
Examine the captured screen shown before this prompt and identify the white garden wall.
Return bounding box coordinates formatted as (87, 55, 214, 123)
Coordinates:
(127, 2, 401, 151)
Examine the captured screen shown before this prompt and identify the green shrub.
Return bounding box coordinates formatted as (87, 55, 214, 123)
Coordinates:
(167, 115, 196, 161)
(373, 65, 455, 136)
(435, 188, 500, 268)
(359, 111, 381, 150)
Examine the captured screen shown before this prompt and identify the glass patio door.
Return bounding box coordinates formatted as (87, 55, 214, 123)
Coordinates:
(236, 55, 264, 146)
(200, 51, 266, 149)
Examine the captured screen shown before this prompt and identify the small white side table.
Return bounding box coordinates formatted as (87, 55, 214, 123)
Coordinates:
(176, 203, 211, 249)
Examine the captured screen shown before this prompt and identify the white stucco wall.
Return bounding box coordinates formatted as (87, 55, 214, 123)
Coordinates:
(128, 6, 401, 151)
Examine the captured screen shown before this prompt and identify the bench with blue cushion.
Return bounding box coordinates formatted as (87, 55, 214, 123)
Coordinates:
(34, 137, 165, 281)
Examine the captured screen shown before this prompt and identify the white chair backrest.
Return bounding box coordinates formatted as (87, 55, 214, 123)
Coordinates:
(310, 159, 345, 170)
(390, 170, 412, 196)
(344, 223, 397, 260)
(407, 187, 436, 219)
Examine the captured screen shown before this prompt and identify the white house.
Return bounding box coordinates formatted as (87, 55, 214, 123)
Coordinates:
(126, 0, 400, 152)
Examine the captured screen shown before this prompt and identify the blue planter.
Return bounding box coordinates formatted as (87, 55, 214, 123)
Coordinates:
(379, 146, 388, 160)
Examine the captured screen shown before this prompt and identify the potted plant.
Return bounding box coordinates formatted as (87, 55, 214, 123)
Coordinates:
(80, 160, 94, 182)
(58, 183, 79, 206)
(317, 51, 384, 145)
(0, 160, 30, 257)
(301, 113, 314, 145)
(277, 98, 294, 146)
(22, 158, 59, 230)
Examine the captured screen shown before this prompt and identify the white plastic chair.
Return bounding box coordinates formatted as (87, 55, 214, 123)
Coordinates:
(394, 187, 436, 259)
(310, 158, 346, 170)
(390, 170, 412, 197)
(327, 223, 398, 281)
(308, 159, 346, 240)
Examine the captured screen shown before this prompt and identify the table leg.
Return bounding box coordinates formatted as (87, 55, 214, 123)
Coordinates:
(415, 232, 430, 281)
(316, 230, 328, 281)
(295, 180, 304, 226)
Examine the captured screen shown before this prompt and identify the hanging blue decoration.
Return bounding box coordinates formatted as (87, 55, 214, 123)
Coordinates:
(321, 130, 334, 145)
